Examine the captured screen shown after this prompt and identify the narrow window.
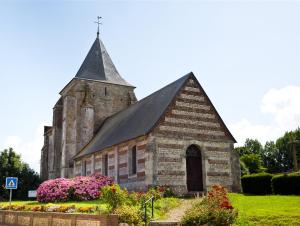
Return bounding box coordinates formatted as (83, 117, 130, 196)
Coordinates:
(127, 92, 131, 106)
(103, 154, 108, 176)
(104, 87, 107, 96)
(130, 146, 137, 175)
(83, 161, 87, 176)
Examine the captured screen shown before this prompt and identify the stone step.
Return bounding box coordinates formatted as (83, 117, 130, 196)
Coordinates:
(184, 191, 205, 198)
(149, 221, 181, 226)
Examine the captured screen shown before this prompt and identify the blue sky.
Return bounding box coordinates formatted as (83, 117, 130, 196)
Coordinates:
(0, 1, 300, 172)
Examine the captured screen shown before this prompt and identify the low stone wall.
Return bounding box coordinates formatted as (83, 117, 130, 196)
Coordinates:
(0, 210, 118, 226)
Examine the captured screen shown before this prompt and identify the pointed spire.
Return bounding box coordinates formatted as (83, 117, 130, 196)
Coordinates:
(75, 37, 133, 87)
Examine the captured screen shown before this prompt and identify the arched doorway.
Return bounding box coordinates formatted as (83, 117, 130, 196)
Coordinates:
(186, 145, 203, 191)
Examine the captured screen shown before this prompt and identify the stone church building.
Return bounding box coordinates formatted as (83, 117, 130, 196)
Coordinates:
(41, 33, 241, 194)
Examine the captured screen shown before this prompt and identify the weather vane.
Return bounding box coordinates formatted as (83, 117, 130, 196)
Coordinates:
(94, 16, 102, 38)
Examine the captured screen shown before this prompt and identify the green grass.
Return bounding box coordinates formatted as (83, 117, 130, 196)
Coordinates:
(229, 193, 300, 226)
(152, 197, 181, 220)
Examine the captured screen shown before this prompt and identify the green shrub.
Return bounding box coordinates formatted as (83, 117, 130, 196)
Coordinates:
(241, 173, 273, 194)
(181, 185, 238, 226)
(100, 184, 127, 211)
(145, 188, 163, 200)
(181, 205, 210, 226)
(113, 205, 142, 225)
(240, 154, 265, 174)
(272, 172, 300, 195)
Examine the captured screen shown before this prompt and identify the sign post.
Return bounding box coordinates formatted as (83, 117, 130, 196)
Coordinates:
(5, 177, 18, 209)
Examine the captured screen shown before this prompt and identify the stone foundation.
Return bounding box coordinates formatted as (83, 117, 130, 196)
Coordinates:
(0, 211, 118, 226)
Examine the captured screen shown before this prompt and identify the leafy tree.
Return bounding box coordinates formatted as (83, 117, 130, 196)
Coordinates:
(244, 139, 263, 155)
(235, 139, 263, 156)
(240, 154, 265, 174)
(240, 160, 250, 176)
(261, 141, 284, 173)
(0, 148, 40, 200)
(235, 129, 300, 173)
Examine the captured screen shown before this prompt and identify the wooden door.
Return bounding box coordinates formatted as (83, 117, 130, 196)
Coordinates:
(186, 145, 203, 191)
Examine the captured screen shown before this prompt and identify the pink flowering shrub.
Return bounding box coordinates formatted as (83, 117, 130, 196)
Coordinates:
(72, 173, 114, 200)
(37, 178, 74, 202)
(37, 173, 114, 202)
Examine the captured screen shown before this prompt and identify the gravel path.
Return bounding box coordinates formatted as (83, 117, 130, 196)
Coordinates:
(163, 199, 194, 222)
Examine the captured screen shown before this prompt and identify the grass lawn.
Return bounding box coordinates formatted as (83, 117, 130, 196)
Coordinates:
(229, 193, 300, 226)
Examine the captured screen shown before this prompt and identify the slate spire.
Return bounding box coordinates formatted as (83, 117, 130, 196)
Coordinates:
(75, 36, 132, 87)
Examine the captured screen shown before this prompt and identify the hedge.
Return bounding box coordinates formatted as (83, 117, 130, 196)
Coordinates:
(272, 172, 300, 195)
(241, 173, 273, 194)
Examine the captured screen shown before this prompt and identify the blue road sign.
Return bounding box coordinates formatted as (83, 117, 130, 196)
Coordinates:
(5, 177, 18, 190)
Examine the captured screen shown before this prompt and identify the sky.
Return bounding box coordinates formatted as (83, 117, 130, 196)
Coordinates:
(0, 0, 300, 173)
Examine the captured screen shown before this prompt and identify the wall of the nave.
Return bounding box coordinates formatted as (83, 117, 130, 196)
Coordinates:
(74, 135, 152, 191)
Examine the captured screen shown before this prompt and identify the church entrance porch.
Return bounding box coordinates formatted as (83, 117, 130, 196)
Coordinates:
(186, 145, 203, 192)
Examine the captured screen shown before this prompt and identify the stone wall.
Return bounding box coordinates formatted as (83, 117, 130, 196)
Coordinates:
(40, 126, 52, 181)
(151, 77, 239, 194)
(74, 135, 150, 191)
(0, 211, 118, 226)
(52, 98, 63, 179)
(48, 78, 137, 179)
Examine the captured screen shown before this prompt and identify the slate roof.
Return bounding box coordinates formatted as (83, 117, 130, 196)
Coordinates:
(74, 72, 236, 159)
(74, 73, 192, 159)
(75, 37, 132, 87)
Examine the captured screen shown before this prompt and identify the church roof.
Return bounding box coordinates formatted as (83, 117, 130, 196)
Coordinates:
(74, 73, 191, 159)
(74, 72, 236, 159)
(75, 37, 132, 87)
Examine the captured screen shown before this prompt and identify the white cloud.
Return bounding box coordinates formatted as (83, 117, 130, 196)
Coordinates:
(261, 86, 300, 130)
(2, 122, 47, 174)
(230, 86, 300, 146)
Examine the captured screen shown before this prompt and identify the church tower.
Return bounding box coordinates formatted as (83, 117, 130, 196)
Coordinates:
(41, 32, 137, 179)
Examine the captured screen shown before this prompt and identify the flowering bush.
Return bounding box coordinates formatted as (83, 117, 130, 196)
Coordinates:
(37, 178, 74, 202)
(77, 206, 95, 213)
(37, 173, 113, 202)
(101, 184, 127, 211)
(205, 184, 234, 210)
(72, 173, 114, 200)
(113, 205, 142, 225)
(181, 184, 238, 226)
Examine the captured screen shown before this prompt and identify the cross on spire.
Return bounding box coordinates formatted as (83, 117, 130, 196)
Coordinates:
(94, 16, 102, 38)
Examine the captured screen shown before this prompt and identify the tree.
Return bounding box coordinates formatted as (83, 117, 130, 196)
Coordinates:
(235, 130, 300, 174)
(244, 139, 263, 155)
(234, 139, 263, 156)
(240, 153, 265, 174)
(261, 141, 284, 173)
(0, 148, 40, 200)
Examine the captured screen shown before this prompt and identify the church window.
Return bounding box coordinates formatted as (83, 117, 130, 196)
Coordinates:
(94, 156, 102, 172)
(83, 161, 86, 176)
(75, 161, 82, 176)
(127, 93, 131, 106)
(129, 146, 137, 175)
(103, 154, 108, 176)
(104, 87, 107, 96)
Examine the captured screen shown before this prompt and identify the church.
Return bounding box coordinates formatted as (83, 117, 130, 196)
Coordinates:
(40, 31, 241, 194)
